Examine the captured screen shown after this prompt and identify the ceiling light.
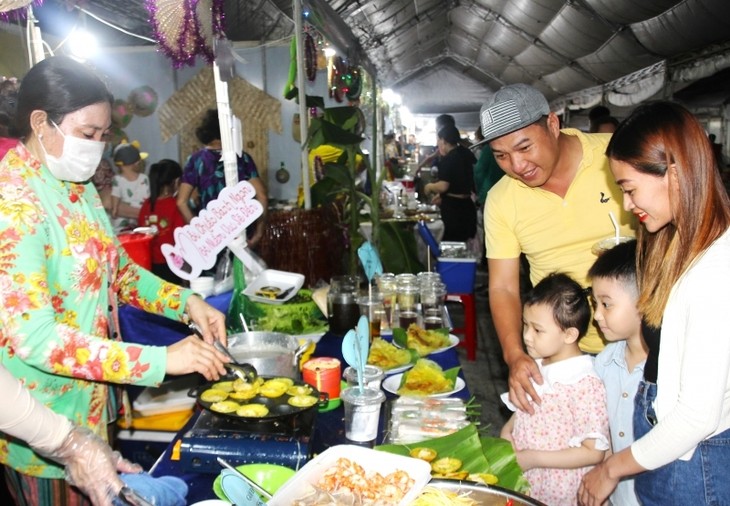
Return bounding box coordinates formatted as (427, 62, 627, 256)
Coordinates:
(67, 29, 98, 61)
(323, 47, 336, 58)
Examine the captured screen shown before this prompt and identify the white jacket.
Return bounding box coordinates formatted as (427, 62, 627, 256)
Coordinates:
(631, 226, 730, 469)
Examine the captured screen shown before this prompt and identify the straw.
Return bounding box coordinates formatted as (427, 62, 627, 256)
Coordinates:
(238, 313, 250, 333)
(609, 211, 620, 244)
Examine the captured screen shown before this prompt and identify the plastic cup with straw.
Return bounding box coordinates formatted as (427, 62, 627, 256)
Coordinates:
(592, 211, 632, 255)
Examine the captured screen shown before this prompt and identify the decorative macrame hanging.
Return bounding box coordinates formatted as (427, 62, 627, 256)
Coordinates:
(145, 0, 225, 68)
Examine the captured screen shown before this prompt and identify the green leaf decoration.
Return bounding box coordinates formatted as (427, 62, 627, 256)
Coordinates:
(377, 222, 425, 274)
(376, 424, 530, 495)
(377, 424, 488, 474)
(480, 436, 531, 494)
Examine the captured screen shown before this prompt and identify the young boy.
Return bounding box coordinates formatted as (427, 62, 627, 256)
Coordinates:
(111, 141, 149, 233)
(588, 239, 645, 506)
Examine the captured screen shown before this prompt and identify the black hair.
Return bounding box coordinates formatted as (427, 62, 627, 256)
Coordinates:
(588, 239, 638, 295)
(589, 105, 610, 121)
(0, 79, 19, 138)
(524, 273, 591, 337)
(594, 116, 620, 131)
(148, 159, 182, 211)
(437, 124, 460, 146)
(435, 114, 455, 129)
(195, 109, 221, 145)
(15, 56, 113, 138)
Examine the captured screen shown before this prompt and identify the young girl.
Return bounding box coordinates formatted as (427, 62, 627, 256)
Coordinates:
(138, 159, 185, 284)
(501, 273, 609, 506)
(579, 103, 730, 506)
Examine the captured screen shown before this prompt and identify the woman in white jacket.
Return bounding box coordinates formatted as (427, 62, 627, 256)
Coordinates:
(0, 365, 138, 505)
(579, 101, 730, 505)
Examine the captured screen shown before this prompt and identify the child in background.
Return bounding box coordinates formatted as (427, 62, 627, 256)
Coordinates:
(138, 159, 185, 284)
(500, 273, 609, 506)
(111, 141, 149, 232)
(589, 239, 645, 506)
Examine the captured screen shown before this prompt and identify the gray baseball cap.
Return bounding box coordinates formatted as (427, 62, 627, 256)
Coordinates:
(480, 84, 550, 142)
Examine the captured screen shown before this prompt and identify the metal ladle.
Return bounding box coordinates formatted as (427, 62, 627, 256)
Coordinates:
(188, 322, 258, 383)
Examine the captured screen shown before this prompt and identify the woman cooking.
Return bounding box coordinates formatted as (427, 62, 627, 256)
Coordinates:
(423, 124, 477, 242)
(0, 56, 230, 504)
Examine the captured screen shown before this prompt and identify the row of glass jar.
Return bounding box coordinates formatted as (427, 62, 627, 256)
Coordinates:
(327, 272, 447, 337)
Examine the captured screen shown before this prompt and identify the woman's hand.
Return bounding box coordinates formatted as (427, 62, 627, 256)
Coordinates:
(166, 335, 229, 381)
(50, 426, 142, 506)
(578, 461, 616, 506)
(185, 295, 227, 346)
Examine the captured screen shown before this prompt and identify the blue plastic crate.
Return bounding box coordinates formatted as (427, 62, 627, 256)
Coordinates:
(437, 258, 477, 293)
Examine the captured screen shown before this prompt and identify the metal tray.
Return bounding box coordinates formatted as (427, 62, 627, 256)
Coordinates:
(427, 479, 545, 506)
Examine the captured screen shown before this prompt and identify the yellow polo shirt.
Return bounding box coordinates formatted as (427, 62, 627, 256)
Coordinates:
(485, 129, 636, 353)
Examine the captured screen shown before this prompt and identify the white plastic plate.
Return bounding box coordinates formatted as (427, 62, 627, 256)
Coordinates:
(268, 444, 431, 505)
(243, 269, 305, 305)
(382, 374, 466, 398)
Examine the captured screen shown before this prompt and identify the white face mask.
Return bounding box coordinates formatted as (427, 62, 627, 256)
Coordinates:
(39, 122, 105, 182)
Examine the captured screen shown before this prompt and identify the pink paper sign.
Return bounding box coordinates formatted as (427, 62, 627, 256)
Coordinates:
(161, 180, 263, 280)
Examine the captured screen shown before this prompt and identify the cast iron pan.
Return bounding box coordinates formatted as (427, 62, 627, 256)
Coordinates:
(188, 374, 328, 423)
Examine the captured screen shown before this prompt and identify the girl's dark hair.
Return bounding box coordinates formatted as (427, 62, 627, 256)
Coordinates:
(148, 159, 182, 211)
(606, 101, 730, 326)
(524, 273, 591, 337)
(195, 109, 221, 145)
(15, 56, 113, 138)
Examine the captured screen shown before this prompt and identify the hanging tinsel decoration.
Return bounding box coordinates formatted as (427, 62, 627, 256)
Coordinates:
(145, 0, 225, 68)
(0, 0, 33, 18)
(128, 85, 159, 117)
(304, 31, 317, 82)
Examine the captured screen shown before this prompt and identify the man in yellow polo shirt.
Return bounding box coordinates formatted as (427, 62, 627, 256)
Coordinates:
(481, 84, 635, 413)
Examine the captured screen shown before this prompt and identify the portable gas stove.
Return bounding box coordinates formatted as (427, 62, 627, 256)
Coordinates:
(178, 409, 314, 473)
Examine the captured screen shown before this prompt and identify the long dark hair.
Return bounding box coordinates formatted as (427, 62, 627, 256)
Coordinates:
(606, 101, 730, 326)
(15, 56, 113, 138)
(148, 159, 182, 211)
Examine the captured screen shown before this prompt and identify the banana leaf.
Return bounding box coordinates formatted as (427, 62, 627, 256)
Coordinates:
(376, 424, 488, 475)
(377, 222, 424, 274)
(376, 424, 530, 495)
(481, 436, 531, 494)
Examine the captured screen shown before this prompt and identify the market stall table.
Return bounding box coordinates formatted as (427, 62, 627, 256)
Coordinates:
(119, 296, 471, 503)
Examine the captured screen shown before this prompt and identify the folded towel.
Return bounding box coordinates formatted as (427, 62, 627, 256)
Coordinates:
(113, 472, 188, 506)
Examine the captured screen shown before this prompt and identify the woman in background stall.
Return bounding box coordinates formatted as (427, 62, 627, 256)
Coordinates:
(0, 55, 230, 505)
(176, 108, 267, 248)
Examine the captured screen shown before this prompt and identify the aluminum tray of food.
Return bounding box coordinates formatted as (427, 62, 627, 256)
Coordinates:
(416, 479, 545, 506)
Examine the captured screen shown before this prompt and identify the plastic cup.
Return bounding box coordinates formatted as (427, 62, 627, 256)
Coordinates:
(591, 235, 633, 255)
(341, 387, 386, 442)
(343, 365, 385, 390)
(358, 295, 384, 340)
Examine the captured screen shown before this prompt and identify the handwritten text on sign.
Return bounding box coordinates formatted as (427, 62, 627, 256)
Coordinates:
(161, 180, 263, 280)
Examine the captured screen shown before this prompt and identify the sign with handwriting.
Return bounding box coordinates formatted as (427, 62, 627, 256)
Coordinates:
(161, 180, 263, 280)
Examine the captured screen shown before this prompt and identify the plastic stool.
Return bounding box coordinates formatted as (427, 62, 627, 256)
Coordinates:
(446, 293, 477, 361)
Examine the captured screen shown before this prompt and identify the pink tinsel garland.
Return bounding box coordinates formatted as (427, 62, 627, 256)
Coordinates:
(144, 0, 225, 68)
